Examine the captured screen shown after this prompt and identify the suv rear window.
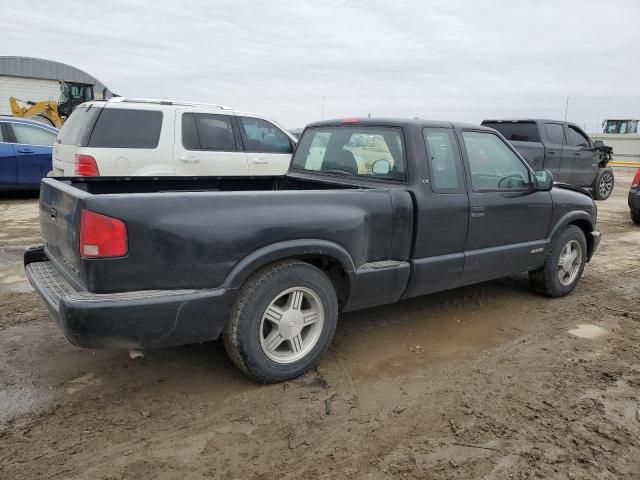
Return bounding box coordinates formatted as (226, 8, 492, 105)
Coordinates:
(88, 109, 163, 148)
(482, 121, 541, 142)
(57, 105, 101, 146)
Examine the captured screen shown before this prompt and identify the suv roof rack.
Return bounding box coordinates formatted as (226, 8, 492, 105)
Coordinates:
(107, 97, 231, 110)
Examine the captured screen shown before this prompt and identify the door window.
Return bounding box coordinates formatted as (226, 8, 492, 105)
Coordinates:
(423, 128, 464, 192)
(240, 117, 292, 153)
(543, 123, 566, 145)
(11, 123, 57, 146)
(462, 131, 531, 190)
(182, 113, 236, 151)
(567, 126, 590, 147)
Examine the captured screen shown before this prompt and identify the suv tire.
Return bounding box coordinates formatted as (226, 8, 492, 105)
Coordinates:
(529, 225, 587, 298)
(593, 167, 614, 200)
(631, 209, 640, 224)
(224, 260, 338, 383)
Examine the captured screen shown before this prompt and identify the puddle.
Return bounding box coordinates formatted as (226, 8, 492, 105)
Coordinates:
(335, 286, 527, 380)
(568, 324, 607, 339)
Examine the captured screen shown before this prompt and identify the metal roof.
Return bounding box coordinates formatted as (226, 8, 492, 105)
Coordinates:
(0, 56, 113, 97)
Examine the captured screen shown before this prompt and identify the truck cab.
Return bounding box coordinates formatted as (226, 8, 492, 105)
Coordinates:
(481, 119, 614, 200)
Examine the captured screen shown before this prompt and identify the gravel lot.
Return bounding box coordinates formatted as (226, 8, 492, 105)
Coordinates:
(1, 170, 639, 479)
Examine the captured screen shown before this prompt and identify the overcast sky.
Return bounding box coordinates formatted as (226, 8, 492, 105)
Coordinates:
(3, 0, 638, 130)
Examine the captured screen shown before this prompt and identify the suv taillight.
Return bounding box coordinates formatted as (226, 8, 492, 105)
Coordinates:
(632, 169, 640, 189)
(80, 210, 128, 258)
(75, 154, 99, 176)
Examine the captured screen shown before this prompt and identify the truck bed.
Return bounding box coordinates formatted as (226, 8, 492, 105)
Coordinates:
(38, 176, 413, 295)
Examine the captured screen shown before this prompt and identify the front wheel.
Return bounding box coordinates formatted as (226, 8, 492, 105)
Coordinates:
(529, 225, 587, 298)
(593, 167, 614, 200)
(223, 260, 338, 383)
(631, 209, 640, 224)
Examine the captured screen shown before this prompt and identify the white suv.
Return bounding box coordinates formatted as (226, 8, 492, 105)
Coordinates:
(52, 97, 297, 177)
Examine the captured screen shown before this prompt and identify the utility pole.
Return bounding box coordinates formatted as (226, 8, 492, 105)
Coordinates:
(564, 97, 570, 122)
(321, 96, 325, 120)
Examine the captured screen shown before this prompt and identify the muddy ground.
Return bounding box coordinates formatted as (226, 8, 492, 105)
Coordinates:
(1, 170, 639, 480)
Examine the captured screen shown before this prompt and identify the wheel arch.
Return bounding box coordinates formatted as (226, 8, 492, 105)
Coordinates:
(550, 211, 597, 261)
(221, 239, 356, 306)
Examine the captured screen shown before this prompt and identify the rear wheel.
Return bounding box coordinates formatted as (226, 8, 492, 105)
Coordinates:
(593, 167, 614, 200)
(631, 209, 640, 224)
(223, 260, 338, 383)
(529, 225, 587, 297)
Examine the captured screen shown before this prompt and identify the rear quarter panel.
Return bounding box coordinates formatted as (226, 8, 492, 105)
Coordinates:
(81, 189, 401, 293)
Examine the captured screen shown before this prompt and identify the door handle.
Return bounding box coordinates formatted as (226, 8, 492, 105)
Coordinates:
(471, 206, 485, 217)
(179, 155, 200, 164)
(252, 158, 269, 165)
(547, 150, 556, 155)
(17, 148, 34, 154)
(574, 152, 581, 156)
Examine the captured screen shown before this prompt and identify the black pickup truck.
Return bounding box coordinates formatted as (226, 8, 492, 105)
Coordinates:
(481, 119, 614, 200)
(25, 119, 600, 382)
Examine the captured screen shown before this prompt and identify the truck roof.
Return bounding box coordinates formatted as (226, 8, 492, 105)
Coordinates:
(482, 118, 569, 125)
(306, 118, 493, 131)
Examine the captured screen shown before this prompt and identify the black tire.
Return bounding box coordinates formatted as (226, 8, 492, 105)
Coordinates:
(223, 260, 338, 383)
(528, 225, 587, 298)
(631, 209, 640, 225)
(593, 167, 614, 200)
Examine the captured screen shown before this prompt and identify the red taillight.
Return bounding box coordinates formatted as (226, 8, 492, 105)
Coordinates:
(341, 118, 360, 125)
(632, 169, 640, 189)
(80, 210, 128, 258)
(75, 154, 99, 177)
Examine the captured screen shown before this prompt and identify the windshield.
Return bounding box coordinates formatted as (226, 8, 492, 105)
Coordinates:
(290, 126, 406, 181)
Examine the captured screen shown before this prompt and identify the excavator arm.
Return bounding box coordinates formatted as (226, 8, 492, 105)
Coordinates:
(9, 96, 64, 128)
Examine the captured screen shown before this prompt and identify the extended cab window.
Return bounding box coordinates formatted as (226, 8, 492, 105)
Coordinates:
(239, 117, 292, 154)
(462, 131, 531, 190)
(423, 128, 464, 192)
(182, 113, 236, 151)
(567, 126, 590, 147)
(88, 109, 163, 148)
(291, 127, 406, 181)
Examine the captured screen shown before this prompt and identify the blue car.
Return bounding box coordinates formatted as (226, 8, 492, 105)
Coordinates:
(0, 117, 58, 191)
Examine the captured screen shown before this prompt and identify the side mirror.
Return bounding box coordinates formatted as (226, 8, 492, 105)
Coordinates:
(593, 140, 604, 149)
(372, 159, 391, 175)
(534, 169, 554, 191)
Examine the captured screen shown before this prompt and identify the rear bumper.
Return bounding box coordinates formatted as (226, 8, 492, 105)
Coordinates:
(24, 253, 237, 350)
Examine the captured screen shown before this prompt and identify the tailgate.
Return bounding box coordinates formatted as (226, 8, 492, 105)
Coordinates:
(39, 178, 90, 279)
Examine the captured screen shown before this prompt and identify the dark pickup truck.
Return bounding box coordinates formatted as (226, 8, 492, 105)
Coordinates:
(25, 119, 601, 383)
(481, 119, 614, 200)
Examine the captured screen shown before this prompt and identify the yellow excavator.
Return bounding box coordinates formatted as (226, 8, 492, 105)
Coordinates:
(9, 81, 95, 128)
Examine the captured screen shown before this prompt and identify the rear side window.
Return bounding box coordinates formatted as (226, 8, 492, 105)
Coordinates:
(57, 105, 101, 146)
(482, 121, 540, 142)
(182, 113, 236, 151)
(11, 123, 57, 146)
(88, 109, 163, 148)
(423, 127, 464, 192)
(544, 123, 566, 145)
(239, 117, 293, 154)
